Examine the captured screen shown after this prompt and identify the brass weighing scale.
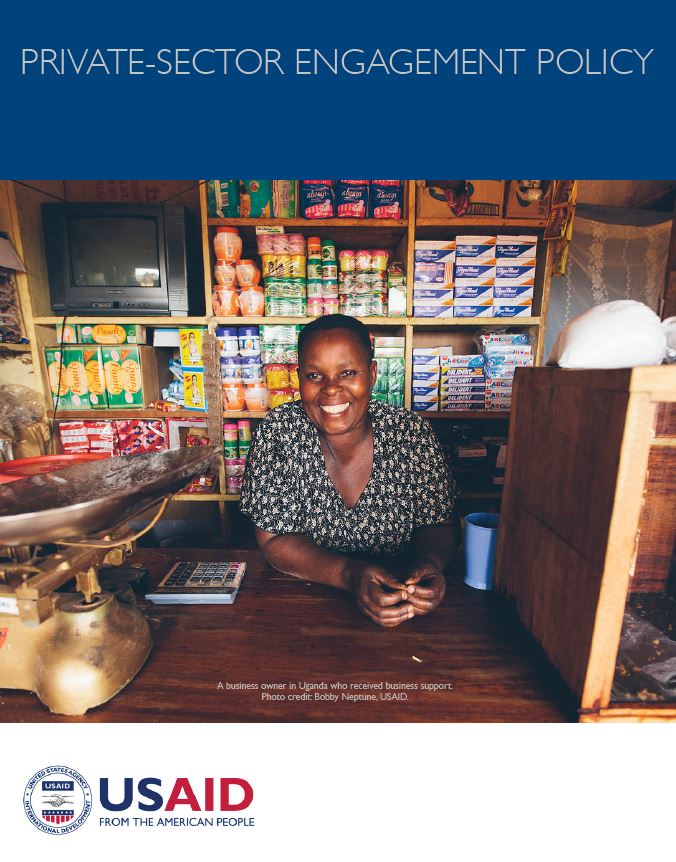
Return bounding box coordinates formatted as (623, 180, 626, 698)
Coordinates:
(0, 446, 219, 716)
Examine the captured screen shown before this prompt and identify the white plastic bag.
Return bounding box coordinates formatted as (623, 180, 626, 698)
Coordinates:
(548, 300, 673, 369)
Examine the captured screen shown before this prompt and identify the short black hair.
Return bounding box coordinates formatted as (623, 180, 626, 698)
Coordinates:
(298, 315, 373, 364)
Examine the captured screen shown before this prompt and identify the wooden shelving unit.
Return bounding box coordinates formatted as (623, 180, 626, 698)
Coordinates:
(5, 179, 554, 519)
(0, 342, 31, 353)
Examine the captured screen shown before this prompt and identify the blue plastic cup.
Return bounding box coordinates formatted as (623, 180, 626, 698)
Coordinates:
(463, 513, 500, 591)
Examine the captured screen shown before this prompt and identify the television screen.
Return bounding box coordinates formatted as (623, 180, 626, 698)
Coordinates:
(68, 216, 161, 288)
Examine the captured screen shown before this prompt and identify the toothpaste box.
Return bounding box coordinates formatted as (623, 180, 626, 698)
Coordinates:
(485, 357, 533, 378)
(479, 332, 530, 346)
(483, 344, 532, 357)
(454, 263, 497, 285)
(442, 355, 484, 368)
(413, 401, 439, 412)
(453, 304, 494, 318)
(454, 235, 497, 263)
(412, 288, 454, 306)
(440, 396, 486, 409)
(495, 263, 536, 287)
(493, 284, 534, 300)
(496, 235, 538, 263)
(453, 283, 494, 302)
(440, 367, 486, 379)
(486, 379, 514, 391)
(414, 241, 455, 289)
(486, 401, 512, 411)
(413, 306, 455, 318)
(441, 383, 487, 395)
(492, 302, 534, 318)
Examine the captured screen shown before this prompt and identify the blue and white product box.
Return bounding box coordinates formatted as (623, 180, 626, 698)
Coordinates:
(493, 284, 534, 300)
(492, 302, 534, 318)
(412, 368, 441, 383)
(485, 356, 533, 378)
(479, 332, 530, 346)
(440, 366, 485, 378)
(412, 347, 453, 366)
(454, 263, 497, 285)
(483, 344, 532, 358)
(412, 287, 454, 306)
(413, 241, 455, 289)
(413, 401, 439, 412)
(412, 383, 440, 398)
(413, 305, 455, 318)
(496, 235, 538, 263)
(454, 235, 497, 263)
(442, 354, 485, 368)
(453, 303, 494, 318)
(495, 263, 536, 287)
(453, 283, 494, 301)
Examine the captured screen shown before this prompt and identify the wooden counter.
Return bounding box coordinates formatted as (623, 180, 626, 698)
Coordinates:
(0, 549, 572, 722)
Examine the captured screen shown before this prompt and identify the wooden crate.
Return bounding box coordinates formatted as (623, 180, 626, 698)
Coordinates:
(494, 366, 676, 721)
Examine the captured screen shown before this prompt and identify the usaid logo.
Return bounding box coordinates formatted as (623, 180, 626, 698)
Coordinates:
(24, 766, 93, 834)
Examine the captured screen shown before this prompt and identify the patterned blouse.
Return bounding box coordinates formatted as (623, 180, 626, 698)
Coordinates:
(240, 400, 457, 555)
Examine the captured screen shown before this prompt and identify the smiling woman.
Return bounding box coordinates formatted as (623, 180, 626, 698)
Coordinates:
(239, 316, 460, 628)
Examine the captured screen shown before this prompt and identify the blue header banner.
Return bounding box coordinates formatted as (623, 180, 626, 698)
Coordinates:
(1, 0, 673, 177)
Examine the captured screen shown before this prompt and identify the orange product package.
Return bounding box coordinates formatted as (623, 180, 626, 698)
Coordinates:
(244, 383, 269, 412)
(222, 381, 246, 411)
(212, 287, 240, 316)
(238, 285, 265, 316)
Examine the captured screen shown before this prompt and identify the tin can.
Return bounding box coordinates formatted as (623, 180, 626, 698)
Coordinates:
(322, 278, 339, 297)
(307, 260, 322, 280)
(321, 263, 338, 280)
(237, 419, 252, 442)
(306, 279, 323, 298)
(321, 239, 337, 263)
(307, 236, 321, 257)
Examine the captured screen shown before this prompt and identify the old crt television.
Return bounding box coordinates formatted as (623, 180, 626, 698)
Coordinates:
(42, 203, 202, 316)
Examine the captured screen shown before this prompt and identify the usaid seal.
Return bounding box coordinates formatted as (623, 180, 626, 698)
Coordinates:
(24, 766, 92, 834)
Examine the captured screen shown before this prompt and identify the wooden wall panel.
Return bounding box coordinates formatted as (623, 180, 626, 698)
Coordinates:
(654, 403, 676, 438)
(631, 446, 676, 593)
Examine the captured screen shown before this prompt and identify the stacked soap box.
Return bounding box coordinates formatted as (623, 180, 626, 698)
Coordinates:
(373, 337, 405, 407)
(412, 241, 455, 318)
(414, 235, 538, 318)
(480, 332, 533, 409)
(493, 235, 538, 318)
(453, 236, 497, 319)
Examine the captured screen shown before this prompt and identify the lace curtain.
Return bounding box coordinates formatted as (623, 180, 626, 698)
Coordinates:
(544, 212, 671, 360)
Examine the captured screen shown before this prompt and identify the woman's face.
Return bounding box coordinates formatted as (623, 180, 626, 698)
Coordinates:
(299, 329, 376, 436)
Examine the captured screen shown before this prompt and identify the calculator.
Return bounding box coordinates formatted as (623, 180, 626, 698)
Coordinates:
(145, 561, 246, 605)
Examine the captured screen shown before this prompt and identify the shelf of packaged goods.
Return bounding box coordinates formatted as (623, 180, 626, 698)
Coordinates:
(207, 218, 408, 229)
(410, 317, 540, 327)
(0, 342, 31, 352)
(213, 316, 408, 327)
(223, 411, 268, 419)
(424, 410, 510, 420)
(172, 493, 225, 502)
(49, 409, 204, 421)
(415, 217, 547, 229)
(32, 316, 207, 326)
